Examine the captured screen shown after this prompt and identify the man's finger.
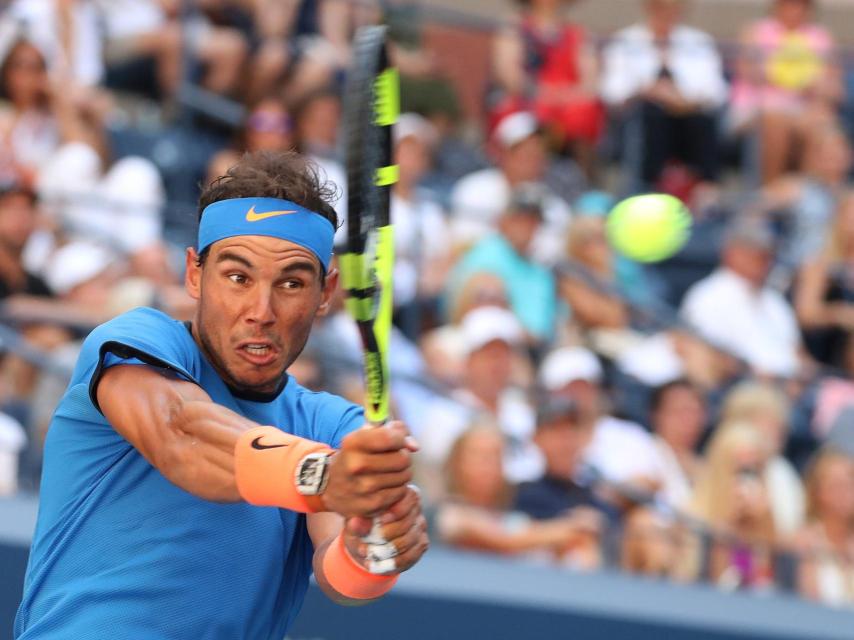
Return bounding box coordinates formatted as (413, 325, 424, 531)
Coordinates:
(345, 421, 411, 454)
(379, 486, 421, 524)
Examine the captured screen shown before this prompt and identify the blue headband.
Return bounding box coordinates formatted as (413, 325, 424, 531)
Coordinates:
(198, 197, 335, 272)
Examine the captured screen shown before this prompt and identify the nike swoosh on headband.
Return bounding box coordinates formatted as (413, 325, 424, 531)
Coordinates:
(245, 205, 298, 222)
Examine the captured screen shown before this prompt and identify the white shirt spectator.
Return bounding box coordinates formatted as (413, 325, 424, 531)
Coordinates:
(450, 168, 571, 264)
(600, 23, 727, 108)
(391, 191, 449, 307)
(680, 268, 801, 377)
(94, 0, 165, 40)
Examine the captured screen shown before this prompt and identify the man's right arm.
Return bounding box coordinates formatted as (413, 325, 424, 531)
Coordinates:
(96, 364, 414, 512)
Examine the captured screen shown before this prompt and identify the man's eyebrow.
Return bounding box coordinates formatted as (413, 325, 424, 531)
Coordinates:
(279, 261, 320, 276)
(215, 252, 254, 269)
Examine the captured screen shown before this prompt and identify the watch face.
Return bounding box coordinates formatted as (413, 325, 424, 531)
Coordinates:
(296, 453, 329, 495)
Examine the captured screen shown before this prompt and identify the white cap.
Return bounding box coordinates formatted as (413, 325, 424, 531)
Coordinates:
(539, 346, 603, 390)
(460, 306, 523, 355)
(494, 112, 539, 148)
(43, 241, 115, 295)
(394, 112, 438, 148)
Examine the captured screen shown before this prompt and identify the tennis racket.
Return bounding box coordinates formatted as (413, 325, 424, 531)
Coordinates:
(339, 25, 399, 574)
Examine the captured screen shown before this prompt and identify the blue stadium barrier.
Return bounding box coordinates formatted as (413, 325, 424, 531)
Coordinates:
(4, 496, 854, 640)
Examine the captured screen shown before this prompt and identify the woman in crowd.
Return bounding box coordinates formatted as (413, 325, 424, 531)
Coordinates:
(796, 448, 854, 606)
(691, 422, 777, 590)
(732, 0, 843, 184)
(794, 191, 854, 368)
(491, 0, 602, 177)
(720, 381, 806, 536)
(435, 423, 601, 566)
(0, 40, 59, 186)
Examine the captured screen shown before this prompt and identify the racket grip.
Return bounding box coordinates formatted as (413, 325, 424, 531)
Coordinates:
(361, 420, 398, 574)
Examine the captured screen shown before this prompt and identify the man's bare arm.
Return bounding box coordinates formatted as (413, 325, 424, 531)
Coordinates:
(96, 364, 415, 512)
(97, 364, 254, 502)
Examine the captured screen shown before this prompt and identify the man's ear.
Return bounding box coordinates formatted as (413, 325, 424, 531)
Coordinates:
(185, 247, 202, 300)
(317, 268, 339, 317)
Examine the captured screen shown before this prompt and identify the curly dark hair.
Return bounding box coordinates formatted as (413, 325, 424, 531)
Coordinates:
(196, 150, 340, 266)
(199, 150, 339, 226)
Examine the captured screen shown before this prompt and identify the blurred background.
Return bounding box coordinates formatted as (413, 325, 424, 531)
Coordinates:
(2, 0, 854, 637)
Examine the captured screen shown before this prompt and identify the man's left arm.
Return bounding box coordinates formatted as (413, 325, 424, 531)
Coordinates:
(307, 486, 428, 605)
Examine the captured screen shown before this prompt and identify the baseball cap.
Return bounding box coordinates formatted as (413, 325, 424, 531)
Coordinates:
(393, 112, 438, 148)
(506, 182, 547, 219)
(493, 112, 540, 148)
(539, 346, 603, 391)
(460, 306, 523, 355)
(43, 241, 115, 295)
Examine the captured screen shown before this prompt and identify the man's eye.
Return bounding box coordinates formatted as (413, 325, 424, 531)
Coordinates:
(228, 274, 248, 284)
(280, 280, 304, 290)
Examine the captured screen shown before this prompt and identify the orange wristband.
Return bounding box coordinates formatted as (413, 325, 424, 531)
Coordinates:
(322, 533, 398, 600)
(234, 426, 333, 513)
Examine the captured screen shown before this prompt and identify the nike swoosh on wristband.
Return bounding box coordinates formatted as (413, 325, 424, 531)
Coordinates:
(251, 436, 290, 450)
(245, 205, 298, 222)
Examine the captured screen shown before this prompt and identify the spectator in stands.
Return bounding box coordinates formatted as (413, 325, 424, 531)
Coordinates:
(600, 0, 727, 193)
(721, 381, 806, 536)
(390, 113, 451, 339)
(794, 191, 854, 369)
(292, 86, 347, 220)
(647, 379, 707, 510)
(447, 183, 559, 344)
(0, 180, 49, 300)
(732, 0, 843, 184)
(207, 97, 295, 183)
(622, 506, 693, 580)
(0, 411, 25, 496)
(449, 111, 574, 264)
(418, 306, 540, 494)
(691, 422, 777, 590)
(763, 125, 852, 281)
(514, 393, 609, 570)
(796, 448, 854, 606)
(539, 345, 661, 489)
(0, 180, 69, 423)
(436, 423, 599, 564)
(560, 216, 631, 332)
(420, 272, 512, 387)
(2, 0, 104, 88)
(681, 218, 805, 379)
(492, 0, 604, 178)
(98, 0, 248, 99)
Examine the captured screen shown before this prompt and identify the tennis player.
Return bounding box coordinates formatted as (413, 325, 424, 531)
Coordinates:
(14, 151, 428, 639)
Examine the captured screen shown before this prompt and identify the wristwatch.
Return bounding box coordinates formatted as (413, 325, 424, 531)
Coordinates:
(295, 452, 332, 496)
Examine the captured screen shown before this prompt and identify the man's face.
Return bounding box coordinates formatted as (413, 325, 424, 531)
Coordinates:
(535, 417, 593, 479)
(646, 0, 683, 31)
(185, 235, 337, 394)
(0, 192, 37, 253)
(653, 386, 706, 450)
(466, 340, 514, 391)
(502, 135, 546, 184)
(723, 243, 773, 289)
(499, 212, 541, 255)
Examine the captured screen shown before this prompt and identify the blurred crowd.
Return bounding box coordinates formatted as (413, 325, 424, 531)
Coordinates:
(1, 0, 854, 610)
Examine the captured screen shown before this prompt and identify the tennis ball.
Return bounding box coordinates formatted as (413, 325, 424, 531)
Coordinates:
(606, 194, 692, 263)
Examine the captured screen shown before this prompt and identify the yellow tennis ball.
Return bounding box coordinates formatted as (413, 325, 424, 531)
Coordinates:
(606, 194, 692, 263)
